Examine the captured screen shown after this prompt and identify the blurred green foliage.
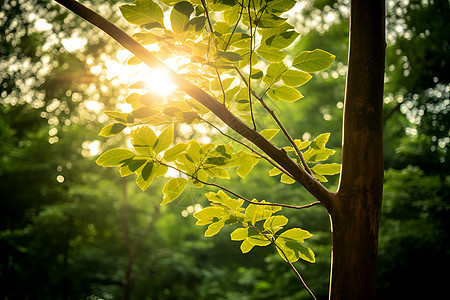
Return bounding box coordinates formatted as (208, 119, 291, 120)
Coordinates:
(0, 0, 448, 299)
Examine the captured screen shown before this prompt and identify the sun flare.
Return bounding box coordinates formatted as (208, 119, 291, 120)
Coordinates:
(143, 68, 176, 97)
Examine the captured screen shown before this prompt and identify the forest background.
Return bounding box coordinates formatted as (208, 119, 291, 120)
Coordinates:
(1, 0, 448, 299)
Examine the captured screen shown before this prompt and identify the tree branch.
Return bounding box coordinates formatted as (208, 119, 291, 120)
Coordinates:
(54, 0, 333, 210)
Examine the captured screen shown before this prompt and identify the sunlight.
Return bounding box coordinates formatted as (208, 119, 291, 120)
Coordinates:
(103, 48, 190, 105)
(142, 68, 176, 97)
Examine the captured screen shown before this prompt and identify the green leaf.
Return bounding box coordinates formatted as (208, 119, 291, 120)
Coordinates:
(204, 167, 230, 179)
(119, 164, 134, 177)
(236, 152, 259, 178)
(205, 219, 226, 237)
(310, 132, 331, 149)
(280, 173, 295, 184)
(96, 148, 135, 167)
(216, 51, 244, 62)
(264, 215, 288, 234)
(281, 69, 312, 87)
(170, 1, 193, 33)
(260, 129, 279, 141)
(268, 86, 303, 102)
(125, 93, 141, 106)
(230, 228, 248, 241)
(240, 239, 255, 253)
(132, 107, 159, 119)
(264, 62, 287, 85)
(276, 239, 315, 263)
(266, 0, 297, 15)
(269, 167, 283, 176)
(186, 140, 201, 163)
(128, 158, 147, 172)
(104, 111, 134, 123)
(141, 162, 154, 180)
(119, 0, 164, 26)
(292, 49, 335, 73)
(245, 200, 280, 225)
(161, 178, 188, 205)
(311, 163, 341, 175)
(131, 125, 158, 155)
(163, 143, 188, 162)
(276, 228, 315, 263)
(264, 30, 299, 49)
(136, 163, 156, 191)
(99, 123, 127, 137)
(153, 124, 173, 154)
(279, 228, 312, 243)
(246, 228, 271, 247)
(194, 206, 226, 225)
(256, 45, 286, 62)
(185, 16, 206, 32)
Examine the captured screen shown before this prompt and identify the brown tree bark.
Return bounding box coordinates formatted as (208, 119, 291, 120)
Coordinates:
(328, 0, 385, 298)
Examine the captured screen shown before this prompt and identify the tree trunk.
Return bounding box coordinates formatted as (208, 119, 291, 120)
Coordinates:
(328, 0, 385, 299)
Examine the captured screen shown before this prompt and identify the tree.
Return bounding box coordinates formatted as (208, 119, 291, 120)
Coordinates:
(54, 0, 385, 299)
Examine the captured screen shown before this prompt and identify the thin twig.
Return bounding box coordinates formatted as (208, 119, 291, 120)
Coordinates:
(201, 0, 226, 105)
(247, 2, 257, 130)
(159, 161, 320, 210)
(274, 243, 317, 300)
(223, 2, 244, 52)
(233, 66, 314, 175)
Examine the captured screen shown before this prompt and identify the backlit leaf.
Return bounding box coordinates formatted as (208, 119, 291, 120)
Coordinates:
(257, 45, 286, 62)
(119, 0, 164, 26)
(170, 1, 193, 33)
(260, 129, 279, 141)
(268, 86, 303, 102)
(264, 215, 288, 234)
(230, 228, 248, 241)
(292, 49, 335, 73)
(99, 123, 127, 137)
(311, 163, 341, 175)
(153, 124, 173, 154)
(163, 143, 188, 162)
(96, 148, 135, 167)
(281, 69, 312, 87)
(161, 177, 188, 205)
(240, 239, 255, 253)
(236, 152, 259, 178)
(281, 173, 296, 184)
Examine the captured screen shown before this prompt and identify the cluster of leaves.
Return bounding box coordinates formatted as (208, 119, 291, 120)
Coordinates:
(97, 124, 260, 199)
(193, 190, 315, 263)
(96, 0, 340, 265)
(271, 133, 341, 183)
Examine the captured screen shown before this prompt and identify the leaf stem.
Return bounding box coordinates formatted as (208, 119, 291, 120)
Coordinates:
(247, 1, 257, 130)
(200, 0, 226, 105)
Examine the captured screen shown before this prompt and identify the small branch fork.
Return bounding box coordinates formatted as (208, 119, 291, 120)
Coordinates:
(54, 0, 333, 212)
